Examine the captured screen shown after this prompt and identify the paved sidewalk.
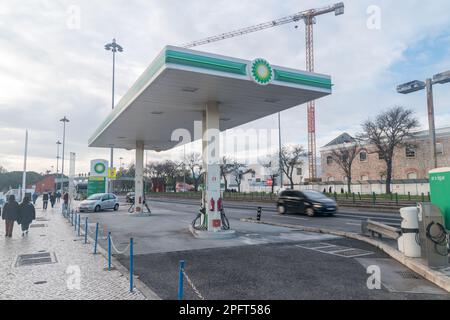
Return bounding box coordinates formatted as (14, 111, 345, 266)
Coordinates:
(0, 204, 146, 300)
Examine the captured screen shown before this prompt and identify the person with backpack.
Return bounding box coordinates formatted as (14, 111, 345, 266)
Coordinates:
(50, 192, 56, 208)
(2, 195, 19, 238)
(17, 196, 36, 237)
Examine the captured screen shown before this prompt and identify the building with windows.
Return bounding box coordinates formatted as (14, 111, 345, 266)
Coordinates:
(320, 127, 450, 183)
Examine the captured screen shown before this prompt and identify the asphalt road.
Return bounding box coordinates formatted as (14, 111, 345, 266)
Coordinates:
(85, 198, 448, 300)
(147, 197, 403, 234)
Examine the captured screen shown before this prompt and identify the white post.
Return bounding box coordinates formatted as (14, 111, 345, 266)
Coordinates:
(203, 101, 221, 232)
(22, 130, 28, 202)
(135, 141, 145, 213)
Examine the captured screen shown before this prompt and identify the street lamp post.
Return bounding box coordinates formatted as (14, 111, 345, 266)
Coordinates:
(60, 116, 70, 194)
(105, 38, 123, 192)
(56, 140, 61, 191)
(397, 70, 450, 169)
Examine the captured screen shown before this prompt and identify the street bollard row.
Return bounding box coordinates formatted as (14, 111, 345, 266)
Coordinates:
(64, 211, 135, 293)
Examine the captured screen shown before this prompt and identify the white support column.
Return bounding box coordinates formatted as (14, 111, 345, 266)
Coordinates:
(203, 101, 222, 232)
(135, 141, 144, 213)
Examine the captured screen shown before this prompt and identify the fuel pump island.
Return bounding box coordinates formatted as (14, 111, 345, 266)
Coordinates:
(88, 45, 332, 238)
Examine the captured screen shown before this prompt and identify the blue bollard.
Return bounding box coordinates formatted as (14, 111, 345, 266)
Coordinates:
(130, 238, 134, 293)
(77, 214, 81, 237)
(94, 223, 99, 254)
(108, 232, 112, 271)
(84, 217, 88, 244)
(178, 260, 185, 300)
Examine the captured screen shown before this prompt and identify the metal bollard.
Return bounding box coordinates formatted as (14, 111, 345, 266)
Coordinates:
(84, 217, 88, 244)
(395, 193, 399, 206)
(74, 214, 77, 231)
(77, 214, 81, 237)
(130, 238, 134, 293)
(178, 260, 185, 300)
(257, 207, 262, 221)
(352, 193, 356, 204)
(94, 223, 99, 254)
(108, 232, 112, 271)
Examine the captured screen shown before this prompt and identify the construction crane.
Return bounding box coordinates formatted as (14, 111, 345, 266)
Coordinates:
(182, 2, 344, 181)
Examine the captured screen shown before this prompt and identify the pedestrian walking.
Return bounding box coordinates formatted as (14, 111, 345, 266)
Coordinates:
(17, 196, 35, 237)
(56, 191, 61, 203)
(32, 192, 38, 205)
(42, 192, 49, 210)
(2, 195, 19, 238)
(50, 192, 56, 208)
(63, 191, 69, 213)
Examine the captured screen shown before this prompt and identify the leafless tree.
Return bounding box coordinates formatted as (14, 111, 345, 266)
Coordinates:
(281, 145, 307, 189)
(184, 152, 204, 192)
(161, 160, 182, 193)
(220, 156, 234, 192)
(260, 155, 279, 194)
(359, 106, 419, 194)
(329, 139, 361, 193)
(229, 161, 254, 193)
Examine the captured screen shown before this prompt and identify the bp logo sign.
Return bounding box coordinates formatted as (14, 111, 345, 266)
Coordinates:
(94, 163, 106, 175)
(90, 159, 109, 177)
(248, 58, 274, 85)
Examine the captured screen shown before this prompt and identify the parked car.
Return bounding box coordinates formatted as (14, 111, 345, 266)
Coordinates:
(78, 193, 119, 213)
(126, 192, 135, 203)
(277, 189, 338, 217)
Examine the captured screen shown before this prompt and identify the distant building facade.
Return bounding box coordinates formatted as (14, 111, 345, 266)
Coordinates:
(320, 127, 450, 183)
(28, 175, 55, 194)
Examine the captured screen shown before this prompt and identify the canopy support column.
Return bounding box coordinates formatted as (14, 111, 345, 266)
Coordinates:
(134, 141, 144, 213)
(203, 101, 222, 232)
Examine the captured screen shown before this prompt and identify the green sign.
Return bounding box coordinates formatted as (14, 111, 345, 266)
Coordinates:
(87, 177, 106, 197)
(94, 163, 106, 175)
(248, 58, 274, 85)
(429, 168, 450, 230)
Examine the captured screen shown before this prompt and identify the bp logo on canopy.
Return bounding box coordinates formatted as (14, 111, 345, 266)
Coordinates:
(248, 58, 274, 85)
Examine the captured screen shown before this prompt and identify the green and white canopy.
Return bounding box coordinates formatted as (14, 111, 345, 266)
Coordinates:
(88, 46, 332, 151)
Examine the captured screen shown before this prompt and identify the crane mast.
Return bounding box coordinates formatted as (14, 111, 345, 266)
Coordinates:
(182, 2, 344, 182)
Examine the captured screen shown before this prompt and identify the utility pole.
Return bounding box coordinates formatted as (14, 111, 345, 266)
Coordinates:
(22, 130, 28, 202)
(60, 116, 70, 193)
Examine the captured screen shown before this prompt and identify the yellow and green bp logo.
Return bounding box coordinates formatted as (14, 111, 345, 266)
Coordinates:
(94, 163, 106, 174)
(248, 58, 274, 85)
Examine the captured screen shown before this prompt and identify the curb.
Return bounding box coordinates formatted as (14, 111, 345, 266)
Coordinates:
(68, 215, 161, 300)
(240, 218, 450, 293)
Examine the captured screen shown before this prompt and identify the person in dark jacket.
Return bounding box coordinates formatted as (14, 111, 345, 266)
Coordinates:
(50, 192, 56, 208)
(32, 192, 38, 205)
(2, 195, 19, 238)
(18, 196, 35, 237)
(42, 192, 49, 210)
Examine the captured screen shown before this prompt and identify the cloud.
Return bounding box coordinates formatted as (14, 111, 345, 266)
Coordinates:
(0, 0, 449, 174)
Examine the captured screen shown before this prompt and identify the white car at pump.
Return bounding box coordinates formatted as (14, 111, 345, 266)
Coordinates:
(78, 193, 119, 213)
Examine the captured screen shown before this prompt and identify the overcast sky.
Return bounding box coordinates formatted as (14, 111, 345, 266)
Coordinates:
(0, 0, 449, 174)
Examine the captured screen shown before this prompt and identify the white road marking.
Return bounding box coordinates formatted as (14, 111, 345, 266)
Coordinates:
(345, 223, 361, 226)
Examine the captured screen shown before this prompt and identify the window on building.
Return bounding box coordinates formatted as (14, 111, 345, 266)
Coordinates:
(378, 153, 385, 160)
(361, 175, 369, 181)
(251, 172, 256, 178)
(296, 167, 302, 176)
(327, 177, 335, 182)
(405, 145, 416, 158)
(436, 143, 444, 155)
(407, 172, 418, 180)
(327, 156, 333, 165)
(359, 151, 367, 162)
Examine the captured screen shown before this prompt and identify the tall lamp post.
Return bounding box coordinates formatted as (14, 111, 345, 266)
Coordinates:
(60, 116, 70, 193)
(397, 70, 450, 169)
(56, 140, 61, 191)
(105, 38, 123, 192)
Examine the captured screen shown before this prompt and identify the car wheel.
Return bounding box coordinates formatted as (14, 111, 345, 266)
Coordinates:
(94, 205, 101, 212)
(306, 207, 315, 217)
(114, 204, 119, 211)
(277, 205, 286, 215)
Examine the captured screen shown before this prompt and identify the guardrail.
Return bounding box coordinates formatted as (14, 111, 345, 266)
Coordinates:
(361, 219, 401, 240)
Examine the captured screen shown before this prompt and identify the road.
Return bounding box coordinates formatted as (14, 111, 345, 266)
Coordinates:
(147, 197, 403, 234)
(83, 198, 448, 300)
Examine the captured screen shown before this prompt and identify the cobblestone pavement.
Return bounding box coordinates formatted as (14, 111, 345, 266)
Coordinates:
(0, 204, 146, 300)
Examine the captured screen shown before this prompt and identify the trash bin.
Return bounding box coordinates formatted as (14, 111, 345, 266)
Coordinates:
(397, 207, 421, 258)
(429, 168, 450, 230)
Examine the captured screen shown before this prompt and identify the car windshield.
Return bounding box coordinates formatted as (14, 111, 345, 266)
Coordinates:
(87, 194, 103, 200)
(302, 190, 329, 201)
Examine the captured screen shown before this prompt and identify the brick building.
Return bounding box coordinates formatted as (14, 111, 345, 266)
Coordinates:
(320, 127, 450, 182)
(28, 175, 55, 194)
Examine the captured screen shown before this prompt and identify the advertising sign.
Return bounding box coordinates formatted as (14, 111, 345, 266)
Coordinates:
(90, 159, 108, 177)
(429, 168, 450, 229)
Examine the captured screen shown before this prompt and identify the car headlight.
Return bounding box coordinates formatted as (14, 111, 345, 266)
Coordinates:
(313, 204, 323, 209)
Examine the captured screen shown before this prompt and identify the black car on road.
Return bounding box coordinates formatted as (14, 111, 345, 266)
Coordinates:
(277, 190, 338, 217)
(126, 192, 135, 203)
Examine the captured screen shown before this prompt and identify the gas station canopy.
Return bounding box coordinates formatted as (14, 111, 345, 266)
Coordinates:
(88, 46, 332, 151)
